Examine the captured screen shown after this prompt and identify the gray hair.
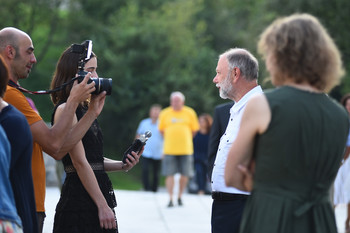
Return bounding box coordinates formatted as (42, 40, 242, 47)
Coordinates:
(170, 91, 185, 102)
(220, 48, 259, 81)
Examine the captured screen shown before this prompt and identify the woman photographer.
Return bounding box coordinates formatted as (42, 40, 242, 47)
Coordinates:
(50, 45, 141, 233)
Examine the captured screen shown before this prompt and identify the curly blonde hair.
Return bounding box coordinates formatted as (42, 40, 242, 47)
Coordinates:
(258, 13, 344, 92)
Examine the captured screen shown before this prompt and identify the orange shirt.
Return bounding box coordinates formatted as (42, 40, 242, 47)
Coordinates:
(4, 85, 46, 212)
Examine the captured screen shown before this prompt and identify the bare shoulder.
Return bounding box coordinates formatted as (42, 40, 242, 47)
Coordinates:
(56, 103, 67, 110)
(53, 103, 67, 124)
(246, 93, 269, 111)
(245, 93, 271, 133)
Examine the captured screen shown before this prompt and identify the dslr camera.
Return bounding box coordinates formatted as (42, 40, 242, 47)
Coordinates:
(71, 40, 112, 95)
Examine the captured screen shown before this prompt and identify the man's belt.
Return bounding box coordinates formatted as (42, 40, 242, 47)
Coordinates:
(211, 191, 248, 201)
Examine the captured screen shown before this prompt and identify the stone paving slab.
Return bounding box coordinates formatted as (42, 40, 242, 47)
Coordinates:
(43, 187, 212, 233)
(43, 187, 347, 233)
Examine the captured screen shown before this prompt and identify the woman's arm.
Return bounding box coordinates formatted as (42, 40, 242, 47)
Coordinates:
(30, 75, 95, 158)
(224, 94, 271, 191)
(51, 92, 106, 159)
(103, 147, 143, 172)
(54, 106, 116, 230)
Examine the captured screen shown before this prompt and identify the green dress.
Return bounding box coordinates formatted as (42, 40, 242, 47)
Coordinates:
(239, 86, 349, 233)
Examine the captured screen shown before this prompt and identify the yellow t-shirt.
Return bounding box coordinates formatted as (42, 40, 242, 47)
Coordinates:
(4, 85, 46, 212)
(158, 106, 199, 155)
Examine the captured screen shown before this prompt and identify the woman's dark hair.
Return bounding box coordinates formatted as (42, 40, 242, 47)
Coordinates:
(50, 46, 96, 105)
(0, 56, 9, 97)
(199, 113, 213, 134)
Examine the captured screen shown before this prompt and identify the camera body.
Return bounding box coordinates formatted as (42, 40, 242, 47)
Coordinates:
(77, 70, 112, 95)
(72, 40, 112, 95)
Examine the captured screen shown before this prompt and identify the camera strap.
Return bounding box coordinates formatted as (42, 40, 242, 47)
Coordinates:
(7, 78, 77, 95)
(7, 80, 50, 95)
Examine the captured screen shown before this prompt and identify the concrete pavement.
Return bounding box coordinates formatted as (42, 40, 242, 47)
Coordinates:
(43, 187, 347, 233)
(43, 187, 212, 233)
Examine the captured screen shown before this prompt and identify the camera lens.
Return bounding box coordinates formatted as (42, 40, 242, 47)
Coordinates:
(91, 77, 112, 95)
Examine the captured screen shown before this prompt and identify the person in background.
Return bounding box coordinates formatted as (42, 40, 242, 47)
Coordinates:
(0, 27, 99, 233)
(50, 45, 141, 233)
(193, 113, 213, 195)
(136, 104, 163, 192)
(333, 93, 350, 233)
(224, 13, 348, 233)
(211, 48, 262, 233)
(158, 91, 199, 207)
(0, 56, 25, 233)
(207, 102, 233, 180)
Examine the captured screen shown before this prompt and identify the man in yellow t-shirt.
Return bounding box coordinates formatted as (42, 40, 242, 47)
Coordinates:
(158, 91, 199, 207)
(0, 27, 105, 232)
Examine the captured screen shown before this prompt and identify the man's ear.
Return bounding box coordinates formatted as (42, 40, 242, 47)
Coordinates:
(5, 45, 16, 59)
(232, 67, 241, 83)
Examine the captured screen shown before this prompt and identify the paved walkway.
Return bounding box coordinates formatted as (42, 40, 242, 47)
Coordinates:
(43, 187, 347, 233)
(43, 186, 212, 233)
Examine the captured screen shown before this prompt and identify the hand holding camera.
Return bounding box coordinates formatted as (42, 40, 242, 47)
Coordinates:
(76, 70, 112, 95)
(69, 72, 96, 104)
(88, 89, 107, 119)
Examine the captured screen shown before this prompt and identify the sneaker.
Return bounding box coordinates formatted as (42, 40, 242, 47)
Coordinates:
(167, 200, 174, 207)
(178, 198, 183, 206)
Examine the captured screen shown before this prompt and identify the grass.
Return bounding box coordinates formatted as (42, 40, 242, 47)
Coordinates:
(108, 171, 143, 190)
(107, 166, 166, 191)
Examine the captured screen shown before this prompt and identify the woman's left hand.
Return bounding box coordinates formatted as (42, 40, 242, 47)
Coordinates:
(98, 205, 116, 230)
(122, 146, 143, 171)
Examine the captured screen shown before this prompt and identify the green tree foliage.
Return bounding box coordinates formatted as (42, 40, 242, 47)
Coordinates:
(264, 0, 350, 99)
(95, 0, 218, 157)
(1, 0, 349, 161)
(0, 0, 65, 120)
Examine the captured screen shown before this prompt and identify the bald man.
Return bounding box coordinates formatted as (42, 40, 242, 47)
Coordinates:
(0, 27, 105, 232)
(158, 91, 199, 207)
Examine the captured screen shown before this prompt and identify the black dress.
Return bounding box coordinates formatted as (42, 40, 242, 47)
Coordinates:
(52, 104, 117, 233)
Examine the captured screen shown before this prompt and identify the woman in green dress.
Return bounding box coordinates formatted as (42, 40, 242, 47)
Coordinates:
(224, 13, 349, 233)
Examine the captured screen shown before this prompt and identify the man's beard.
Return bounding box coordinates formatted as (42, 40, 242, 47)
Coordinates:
(218, 73, 232, 99)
